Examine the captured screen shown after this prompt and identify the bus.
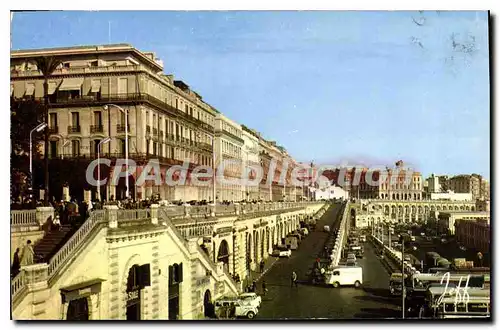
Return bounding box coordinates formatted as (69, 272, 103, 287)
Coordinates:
(419, 286, 490, 319)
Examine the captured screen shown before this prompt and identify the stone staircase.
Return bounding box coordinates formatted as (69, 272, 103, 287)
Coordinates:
(33, 225, 74, 263)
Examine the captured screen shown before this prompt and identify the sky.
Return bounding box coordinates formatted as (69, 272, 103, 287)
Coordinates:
(10, 11, 490, 179)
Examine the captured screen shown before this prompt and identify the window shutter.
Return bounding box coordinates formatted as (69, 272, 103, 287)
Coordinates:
(168, 265, 174, 286)
(179, 263, 183, 283)
(140, 264, 151, 287)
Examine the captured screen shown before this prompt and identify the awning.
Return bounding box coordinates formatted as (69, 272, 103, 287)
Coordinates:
(47, 81, 60, 95)
(59, 77, 84, 91)
(90, 80, 101, 93)
(25, 84, 35, 96)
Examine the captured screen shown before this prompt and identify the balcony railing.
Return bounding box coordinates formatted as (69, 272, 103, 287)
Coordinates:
(48, 126, 59, 134)
(90, 125, 104, 133)
(116, 124, 129, 133)
(67, 125, 81, 134)
(198, 142, 212, 152)
(12, 92, 215, 132)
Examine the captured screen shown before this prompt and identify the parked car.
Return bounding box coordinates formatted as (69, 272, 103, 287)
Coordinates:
(273, 245, 292, 258)
(238, 293, 262, 309)
(214, 297, 259, 319)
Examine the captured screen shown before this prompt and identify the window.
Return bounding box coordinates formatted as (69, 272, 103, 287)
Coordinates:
(175, 98, 179, 109)
(49, 141, 58, 158)
(71, 112, 80, 128)
(71, 140, 80, 157)
(333, 271, 340, 276)
(49, 113, 58, 129)
(94, 111, 102, 126)
(90, 60, 98, 67)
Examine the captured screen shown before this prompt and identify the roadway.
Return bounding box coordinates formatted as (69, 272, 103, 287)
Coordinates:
(256, 202, 400, 319)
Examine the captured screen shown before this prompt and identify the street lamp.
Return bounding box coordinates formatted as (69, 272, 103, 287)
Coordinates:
(29, 122, 47, 187)
(103, 104, 129, 198)
(97, 137, 111, 201)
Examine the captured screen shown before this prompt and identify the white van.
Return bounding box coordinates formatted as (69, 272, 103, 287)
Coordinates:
(325, 266, 363, 288)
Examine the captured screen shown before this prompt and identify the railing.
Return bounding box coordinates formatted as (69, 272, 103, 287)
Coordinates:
(10, 210, 37, 226)
(116, 209, 151, 221)
(67, 125, 81, 134)
(11, 271, 26, 302)
(47, 210, 106, 277)
(215, 205, 237, 217)
(11, 64, 147, 77)
(116, 124, 129, 133)
(48, 126, 59, 134)
(158, 208, 240, 293)
(90, 125, 104, 133)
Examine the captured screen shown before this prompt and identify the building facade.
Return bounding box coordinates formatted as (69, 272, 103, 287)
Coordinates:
(11, 44, 218, 202)
(214, 113, 244, 202)
(455, 218, 490, 253)
(437, 211, 490, 235)
(448, 174, 481, 201)
(241, 126, 260, 202)
(11, 44, 305, 204)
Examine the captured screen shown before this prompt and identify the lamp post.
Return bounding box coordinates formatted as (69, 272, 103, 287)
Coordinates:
(29, 123, 47, 190)
(97, 137, 111, 202)
(103, 104, 129, 198)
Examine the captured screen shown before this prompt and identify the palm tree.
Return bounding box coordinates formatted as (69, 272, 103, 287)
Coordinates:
(32, 56, 62, 205)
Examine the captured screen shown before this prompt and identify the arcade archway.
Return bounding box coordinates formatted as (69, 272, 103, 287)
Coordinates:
(217, 240, 230, 273)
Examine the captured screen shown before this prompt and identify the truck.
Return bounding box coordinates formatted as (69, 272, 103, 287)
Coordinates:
(325, 266, 363, 288)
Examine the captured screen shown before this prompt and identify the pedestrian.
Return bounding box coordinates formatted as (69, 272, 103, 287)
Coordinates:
(11, 248, 21, 278)
(291, 271, 298, 287)
(252, 280, 257, 292)
(20, 240, 34, 266)
(262, 280, 268, 296)
(260, 260, 265, 273)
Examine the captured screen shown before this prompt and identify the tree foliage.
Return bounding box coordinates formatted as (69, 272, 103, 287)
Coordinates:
(10, 98, 44, 202)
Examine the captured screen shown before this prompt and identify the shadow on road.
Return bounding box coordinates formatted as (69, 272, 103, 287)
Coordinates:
(362, 287, 390, 297)
(352, 294, 400, 306)
(353, 307, 401, 319)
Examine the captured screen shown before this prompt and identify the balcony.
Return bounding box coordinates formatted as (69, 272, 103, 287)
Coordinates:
(12, 92, 215, 133)
(116, 124, 130, 133)
(48, 126, 58, 135)
(67, 126, 81, 134)
(90, 125, 104, 133)
(199, 142, 212, 152)
(146, 125, 151, 135)
(153, 128, 158, 136)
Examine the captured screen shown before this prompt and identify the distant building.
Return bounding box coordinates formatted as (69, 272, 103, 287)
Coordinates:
(430, 191, 472, 201)
(437, 211, 490, 235)
(426, 174, 441, 193)
(455, 218, 490, 253)
(448, 174, 482, 201)
(311, 185, 348, 201)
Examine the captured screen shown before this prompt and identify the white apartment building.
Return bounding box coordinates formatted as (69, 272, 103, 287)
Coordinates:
(214, 113, 244, 202)
(241, 127, 260, 201)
